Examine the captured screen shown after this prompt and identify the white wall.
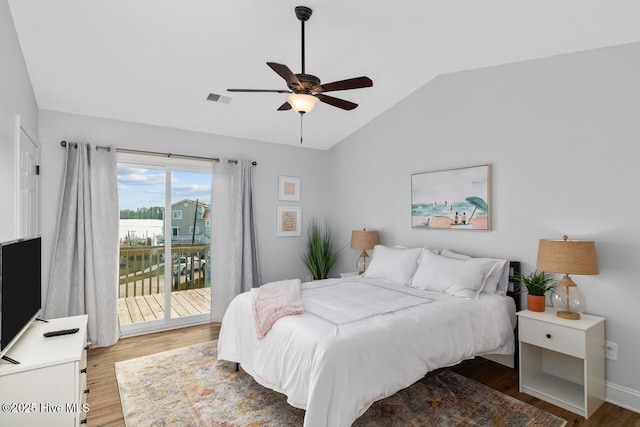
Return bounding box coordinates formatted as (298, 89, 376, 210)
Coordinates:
(328, 42, 640, 409)
(38, 110, 329, 304)
(0, 0, 38, 242)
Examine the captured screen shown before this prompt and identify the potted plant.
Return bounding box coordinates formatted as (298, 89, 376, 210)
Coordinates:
(514, 270, 557, 312)
(301, 219, 337, 280)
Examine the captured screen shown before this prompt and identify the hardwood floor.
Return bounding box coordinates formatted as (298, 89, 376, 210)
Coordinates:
(87, 323, 219, 426)
(87, 323, 639, 426)
(450, 359, 640, 427)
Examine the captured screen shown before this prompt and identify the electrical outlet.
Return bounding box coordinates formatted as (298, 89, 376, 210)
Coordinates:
(605, 341, 618, 361)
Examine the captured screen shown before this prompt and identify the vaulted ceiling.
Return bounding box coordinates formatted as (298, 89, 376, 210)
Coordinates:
(8, 1, 640, 149)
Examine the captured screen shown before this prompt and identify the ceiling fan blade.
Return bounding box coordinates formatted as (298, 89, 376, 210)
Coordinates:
(312, 76, 373, 93)
(277, 102, 292, 111)
(227, 88, 291, 93)
(267, 62, 303, 90)
(315, 93, 358, 110)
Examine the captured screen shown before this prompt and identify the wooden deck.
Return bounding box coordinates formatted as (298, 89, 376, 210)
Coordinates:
(117, 288, 211, 325)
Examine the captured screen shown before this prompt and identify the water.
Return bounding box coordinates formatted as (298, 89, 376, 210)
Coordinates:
(411, 201, 484, 218)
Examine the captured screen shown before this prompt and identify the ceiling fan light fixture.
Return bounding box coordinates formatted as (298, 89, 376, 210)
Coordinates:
(287, 93, 319, 114)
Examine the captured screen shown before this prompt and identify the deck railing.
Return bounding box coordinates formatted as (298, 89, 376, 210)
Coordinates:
(118, 244, 209, 298)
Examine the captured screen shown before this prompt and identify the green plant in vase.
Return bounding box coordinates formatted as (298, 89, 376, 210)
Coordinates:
(514, 270, 557, 312)
(301, 219, 337, 280)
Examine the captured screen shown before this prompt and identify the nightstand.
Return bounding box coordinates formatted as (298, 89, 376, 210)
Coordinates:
(517, 309, 605, 418)
(340, 272, 360, 278)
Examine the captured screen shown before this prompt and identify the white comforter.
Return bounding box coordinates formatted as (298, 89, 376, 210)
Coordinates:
(217, 277, 516, 427)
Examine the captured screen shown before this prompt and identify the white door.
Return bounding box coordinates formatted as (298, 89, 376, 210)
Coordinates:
(16, 116, 39, 238)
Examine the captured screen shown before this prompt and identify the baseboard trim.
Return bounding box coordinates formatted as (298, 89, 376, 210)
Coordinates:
(606, 381, 640, 414)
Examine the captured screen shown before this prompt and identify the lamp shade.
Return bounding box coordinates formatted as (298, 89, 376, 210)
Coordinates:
(350, 229, 379, 250)
(287, 93, 319, 114)
(536, 236, 599, 275)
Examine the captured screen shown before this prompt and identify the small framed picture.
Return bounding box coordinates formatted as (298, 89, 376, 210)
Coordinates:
(276, 206, 301, 237)
(278, 176, 301, 201)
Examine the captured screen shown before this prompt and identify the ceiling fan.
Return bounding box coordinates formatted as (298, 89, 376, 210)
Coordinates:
(227, 6, 373, 115)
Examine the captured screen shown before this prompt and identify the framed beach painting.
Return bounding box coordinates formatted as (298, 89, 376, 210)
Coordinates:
(411, 164, 491, 230)
(278, 176, 301, 201)
(277, 206, 302, 237)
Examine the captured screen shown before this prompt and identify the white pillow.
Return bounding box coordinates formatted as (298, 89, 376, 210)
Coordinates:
(410, 250, 495, 299)
(439, 249, 509, 296)
(363, 245, 423, 284)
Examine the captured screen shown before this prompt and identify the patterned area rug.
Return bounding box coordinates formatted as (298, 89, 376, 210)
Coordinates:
(115, 340, 566, 427)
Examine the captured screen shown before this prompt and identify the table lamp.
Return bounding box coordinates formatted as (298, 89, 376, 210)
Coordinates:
(350, 228, 379, 274)
(536, 235, 599, 320)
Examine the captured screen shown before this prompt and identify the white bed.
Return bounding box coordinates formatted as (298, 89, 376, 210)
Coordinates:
(217, 247, 517, 427)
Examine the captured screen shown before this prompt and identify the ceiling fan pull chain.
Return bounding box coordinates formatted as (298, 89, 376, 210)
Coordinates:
(300, 114, 304, 144)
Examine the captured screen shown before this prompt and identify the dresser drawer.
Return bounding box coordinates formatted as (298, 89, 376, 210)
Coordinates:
(519, 316, 585, 358)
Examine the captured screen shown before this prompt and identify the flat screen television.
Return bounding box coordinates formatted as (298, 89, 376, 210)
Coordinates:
(0, 236, 41, 361)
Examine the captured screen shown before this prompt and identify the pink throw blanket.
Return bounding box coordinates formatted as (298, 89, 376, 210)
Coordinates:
(251, 279, 304, 339)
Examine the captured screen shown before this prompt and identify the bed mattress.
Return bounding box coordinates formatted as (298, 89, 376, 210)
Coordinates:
(218, 276, 516, 427)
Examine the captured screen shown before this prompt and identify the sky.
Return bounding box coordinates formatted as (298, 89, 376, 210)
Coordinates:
(117, 166, 212, 211)
(411, 165, 489, 205)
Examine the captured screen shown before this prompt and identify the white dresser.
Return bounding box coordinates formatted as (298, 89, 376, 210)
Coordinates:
(517, 309, 605, 418)
(0, 315, 89, 426)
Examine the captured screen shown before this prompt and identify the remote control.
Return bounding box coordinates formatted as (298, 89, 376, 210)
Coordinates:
(43, 328, 79, 337)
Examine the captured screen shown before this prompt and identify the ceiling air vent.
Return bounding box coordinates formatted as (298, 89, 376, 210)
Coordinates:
(207, 93, 232, 104)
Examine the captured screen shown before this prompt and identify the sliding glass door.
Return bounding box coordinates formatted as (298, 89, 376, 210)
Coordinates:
(169, 171, 212, 320)
(117, 154, 212, 335)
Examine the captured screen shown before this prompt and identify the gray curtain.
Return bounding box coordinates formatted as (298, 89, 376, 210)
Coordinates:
(211, 158, 260, 321)
(44, 142, 119, 347)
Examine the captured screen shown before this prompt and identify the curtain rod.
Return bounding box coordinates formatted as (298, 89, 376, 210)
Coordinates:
(59, 141, 257, 166)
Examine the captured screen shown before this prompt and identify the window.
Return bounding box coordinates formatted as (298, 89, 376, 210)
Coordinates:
(189, 226, 200, 235)
(172, 227, 179, 236)
(173, 210, 183, 220)
(204, 219, 211, 227)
